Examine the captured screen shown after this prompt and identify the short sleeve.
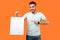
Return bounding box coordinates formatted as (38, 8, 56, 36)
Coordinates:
(40, 12, 46, 20)
(22, 13, 28, 20)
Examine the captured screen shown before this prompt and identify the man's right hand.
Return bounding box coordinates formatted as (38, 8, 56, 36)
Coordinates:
(15, 11, 19, 17)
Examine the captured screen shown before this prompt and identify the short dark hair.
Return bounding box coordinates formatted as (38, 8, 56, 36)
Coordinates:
(29, 1, 36, 6)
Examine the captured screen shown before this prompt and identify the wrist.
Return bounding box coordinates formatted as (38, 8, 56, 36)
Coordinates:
(38, 21, 40, 24)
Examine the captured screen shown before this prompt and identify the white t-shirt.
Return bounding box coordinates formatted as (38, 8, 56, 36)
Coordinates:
(23, 12, 46, 36)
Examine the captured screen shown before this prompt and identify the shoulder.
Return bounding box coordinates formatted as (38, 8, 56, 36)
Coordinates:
(25, 12, 31, 15)
(37, 12, 43, 14)
(37, 12, 44, 15)
(23, 12, 31, 17)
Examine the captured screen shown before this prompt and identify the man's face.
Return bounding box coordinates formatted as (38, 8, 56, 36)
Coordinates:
(29, 4, 36, 13)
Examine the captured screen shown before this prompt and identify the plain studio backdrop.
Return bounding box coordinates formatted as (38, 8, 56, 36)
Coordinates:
(0, 0, 60, 40)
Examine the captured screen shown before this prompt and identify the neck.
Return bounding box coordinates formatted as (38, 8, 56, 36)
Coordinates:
(32, 11, 36, 14)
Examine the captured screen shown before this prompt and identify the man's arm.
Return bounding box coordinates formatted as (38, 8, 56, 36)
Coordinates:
(32, 13, 49, 25)
(15, 11, 27, 20)
(32, 19, 49, 25)
(40, 18, 49, 24)
(40, 12, 49, 24)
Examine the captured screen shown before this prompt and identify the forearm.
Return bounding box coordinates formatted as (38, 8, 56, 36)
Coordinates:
(40, 21, 48, 24)
(36, 21, 48, 25)
(40, 19, 49, 24)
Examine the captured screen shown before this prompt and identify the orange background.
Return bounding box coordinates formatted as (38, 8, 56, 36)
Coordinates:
(0, 0, 60, 40)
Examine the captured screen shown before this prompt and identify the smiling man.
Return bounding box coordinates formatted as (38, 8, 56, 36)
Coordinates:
(15, 1, 49, 40)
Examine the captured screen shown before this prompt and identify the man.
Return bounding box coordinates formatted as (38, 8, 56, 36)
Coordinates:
(15, 1, 49, 40)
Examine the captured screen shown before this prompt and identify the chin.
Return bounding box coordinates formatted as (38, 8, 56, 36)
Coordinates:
(31, 11, 35, 12)
(32, 12, 34, 13)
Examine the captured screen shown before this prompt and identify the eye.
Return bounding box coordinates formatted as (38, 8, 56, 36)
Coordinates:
(30, 6, 34, 8)
(32, 6, 34, 8)
(30, 7, 31, 8)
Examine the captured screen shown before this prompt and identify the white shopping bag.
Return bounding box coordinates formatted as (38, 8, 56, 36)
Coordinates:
(10, 17, 24, 35)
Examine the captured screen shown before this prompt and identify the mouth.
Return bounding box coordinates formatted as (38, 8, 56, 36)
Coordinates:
(31, 9, 34, 10)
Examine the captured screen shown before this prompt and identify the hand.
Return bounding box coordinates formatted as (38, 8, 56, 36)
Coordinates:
(15, 11, 19, 17)
(32, 20, 39, 25)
